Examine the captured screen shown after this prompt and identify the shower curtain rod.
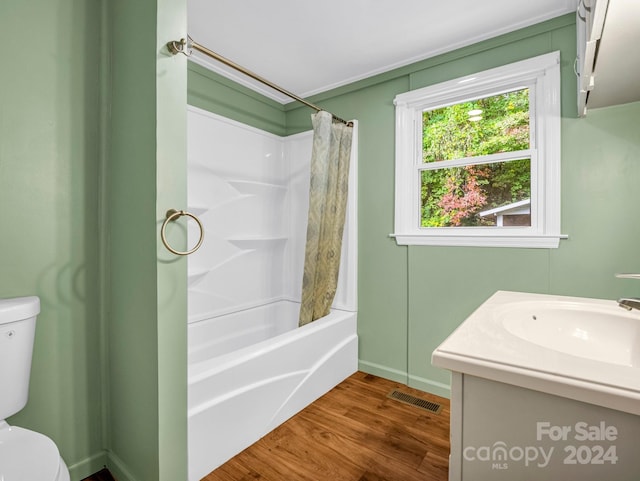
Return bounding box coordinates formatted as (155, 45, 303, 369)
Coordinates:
(167, 37, 352, 126)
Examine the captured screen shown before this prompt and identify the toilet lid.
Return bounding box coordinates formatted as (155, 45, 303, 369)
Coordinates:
(0, 425, 60, 480)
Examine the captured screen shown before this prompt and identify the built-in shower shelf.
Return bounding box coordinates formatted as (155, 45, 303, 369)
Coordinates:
(226, 236, 288, 249)
(228, 180, 287, 197)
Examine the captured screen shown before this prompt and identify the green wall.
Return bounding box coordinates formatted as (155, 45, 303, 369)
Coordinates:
(406, 103, 640, 396)
(0, 0, 105, 478)
(107, 0, 187, 480)
(281, 14, 640, 396)
(1, 1, 188, 480)
(188, 62, 287, 135)
(187, 14, 640, 398)
(1, 6, 639, 481)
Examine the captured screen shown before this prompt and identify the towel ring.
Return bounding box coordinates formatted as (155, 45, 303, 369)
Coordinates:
(161, 209, 204, 256)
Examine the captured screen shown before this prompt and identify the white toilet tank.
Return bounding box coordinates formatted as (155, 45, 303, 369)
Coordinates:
(0, 296, 40, 420)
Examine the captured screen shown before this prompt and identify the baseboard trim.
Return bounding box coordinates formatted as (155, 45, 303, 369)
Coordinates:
(358, 360, 451, 399)
(408, 373, 451, 399)
(358, 360, 408, 384)
(105, 452, 142, 481)
(68, 451, 108, 481)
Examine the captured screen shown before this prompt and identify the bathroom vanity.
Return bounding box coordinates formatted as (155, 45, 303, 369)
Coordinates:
(433, 291, 640, 481)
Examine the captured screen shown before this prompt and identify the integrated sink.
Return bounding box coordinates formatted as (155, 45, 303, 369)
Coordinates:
(497, 300, 640, 367)
(432, 290, 640, 416)
(434, 291, 640, 481)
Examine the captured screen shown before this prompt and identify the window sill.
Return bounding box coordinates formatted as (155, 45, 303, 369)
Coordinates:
(391, 233, 564, 248)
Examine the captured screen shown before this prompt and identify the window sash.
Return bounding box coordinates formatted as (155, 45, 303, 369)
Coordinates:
(415, 151, 537, 231)
(420, 85, 536, 166)
(418, 149, 534, 172)
(393, 51, 561, 248)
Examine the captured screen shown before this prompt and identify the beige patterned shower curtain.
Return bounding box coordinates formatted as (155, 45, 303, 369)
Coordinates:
(299, 111, 353, 326)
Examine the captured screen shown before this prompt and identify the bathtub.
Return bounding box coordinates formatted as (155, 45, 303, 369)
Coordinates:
(187, 300, 357, 481)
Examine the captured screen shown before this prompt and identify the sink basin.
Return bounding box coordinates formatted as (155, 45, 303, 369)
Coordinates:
(498, 300, 640, 367)
(433, 291, 640, 416)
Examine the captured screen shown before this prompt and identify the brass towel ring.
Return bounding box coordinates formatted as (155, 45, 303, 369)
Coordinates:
(161, 209, 204, 256)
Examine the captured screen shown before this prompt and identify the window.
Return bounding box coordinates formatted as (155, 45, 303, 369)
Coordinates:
(393, 52, 561, 248)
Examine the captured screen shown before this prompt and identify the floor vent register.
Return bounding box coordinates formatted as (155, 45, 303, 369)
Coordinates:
(387, 389, 443, 414)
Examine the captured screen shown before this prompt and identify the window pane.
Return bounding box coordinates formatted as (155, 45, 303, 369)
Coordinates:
(423, 89, 530, 163)
(421, 159, 531, 227)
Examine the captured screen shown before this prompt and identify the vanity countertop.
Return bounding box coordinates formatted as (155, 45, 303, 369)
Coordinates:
(432, 290, 640, 415)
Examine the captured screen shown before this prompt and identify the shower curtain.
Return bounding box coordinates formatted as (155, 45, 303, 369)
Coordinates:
(299, 111, 353, 326)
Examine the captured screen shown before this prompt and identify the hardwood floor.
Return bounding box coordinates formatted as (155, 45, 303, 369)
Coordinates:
(81, 372, 450, 481)
(203, 371, 450, 481)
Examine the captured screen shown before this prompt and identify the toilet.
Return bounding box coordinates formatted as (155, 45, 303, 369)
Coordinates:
(0, 296, 71, 481)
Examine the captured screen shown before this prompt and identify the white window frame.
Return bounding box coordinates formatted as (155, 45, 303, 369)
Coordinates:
(393, 51, 561, 248)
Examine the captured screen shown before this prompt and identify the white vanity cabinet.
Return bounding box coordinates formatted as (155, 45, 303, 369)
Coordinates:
(447, 373, 640, 481)
(432, 291, 640, 481)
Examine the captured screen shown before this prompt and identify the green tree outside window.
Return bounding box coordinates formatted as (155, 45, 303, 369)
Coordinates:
(421, 89, 531, 227)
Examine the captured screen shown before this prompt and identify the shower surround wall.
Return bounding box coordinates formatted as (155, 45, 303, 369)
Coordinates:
(186, 106, 357, 480)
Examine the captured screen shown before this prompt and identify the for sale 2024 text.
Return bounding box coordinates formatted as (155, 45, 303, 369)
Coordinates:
(463, 421, 619, 470)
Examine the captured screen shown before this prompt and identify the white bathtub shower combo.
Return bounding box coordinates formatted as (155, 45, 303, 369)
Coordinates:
(186, 106, 358, 481)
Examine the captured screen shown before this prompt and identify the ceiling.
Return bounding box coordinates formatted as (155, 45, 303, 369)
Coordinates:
(187, 0, 578, 104)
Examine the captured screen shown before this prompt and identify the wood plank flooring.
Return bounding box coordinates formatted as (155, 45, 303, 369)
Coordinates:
(203, 371, 450, 481)
(81, 372, 450, 481)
